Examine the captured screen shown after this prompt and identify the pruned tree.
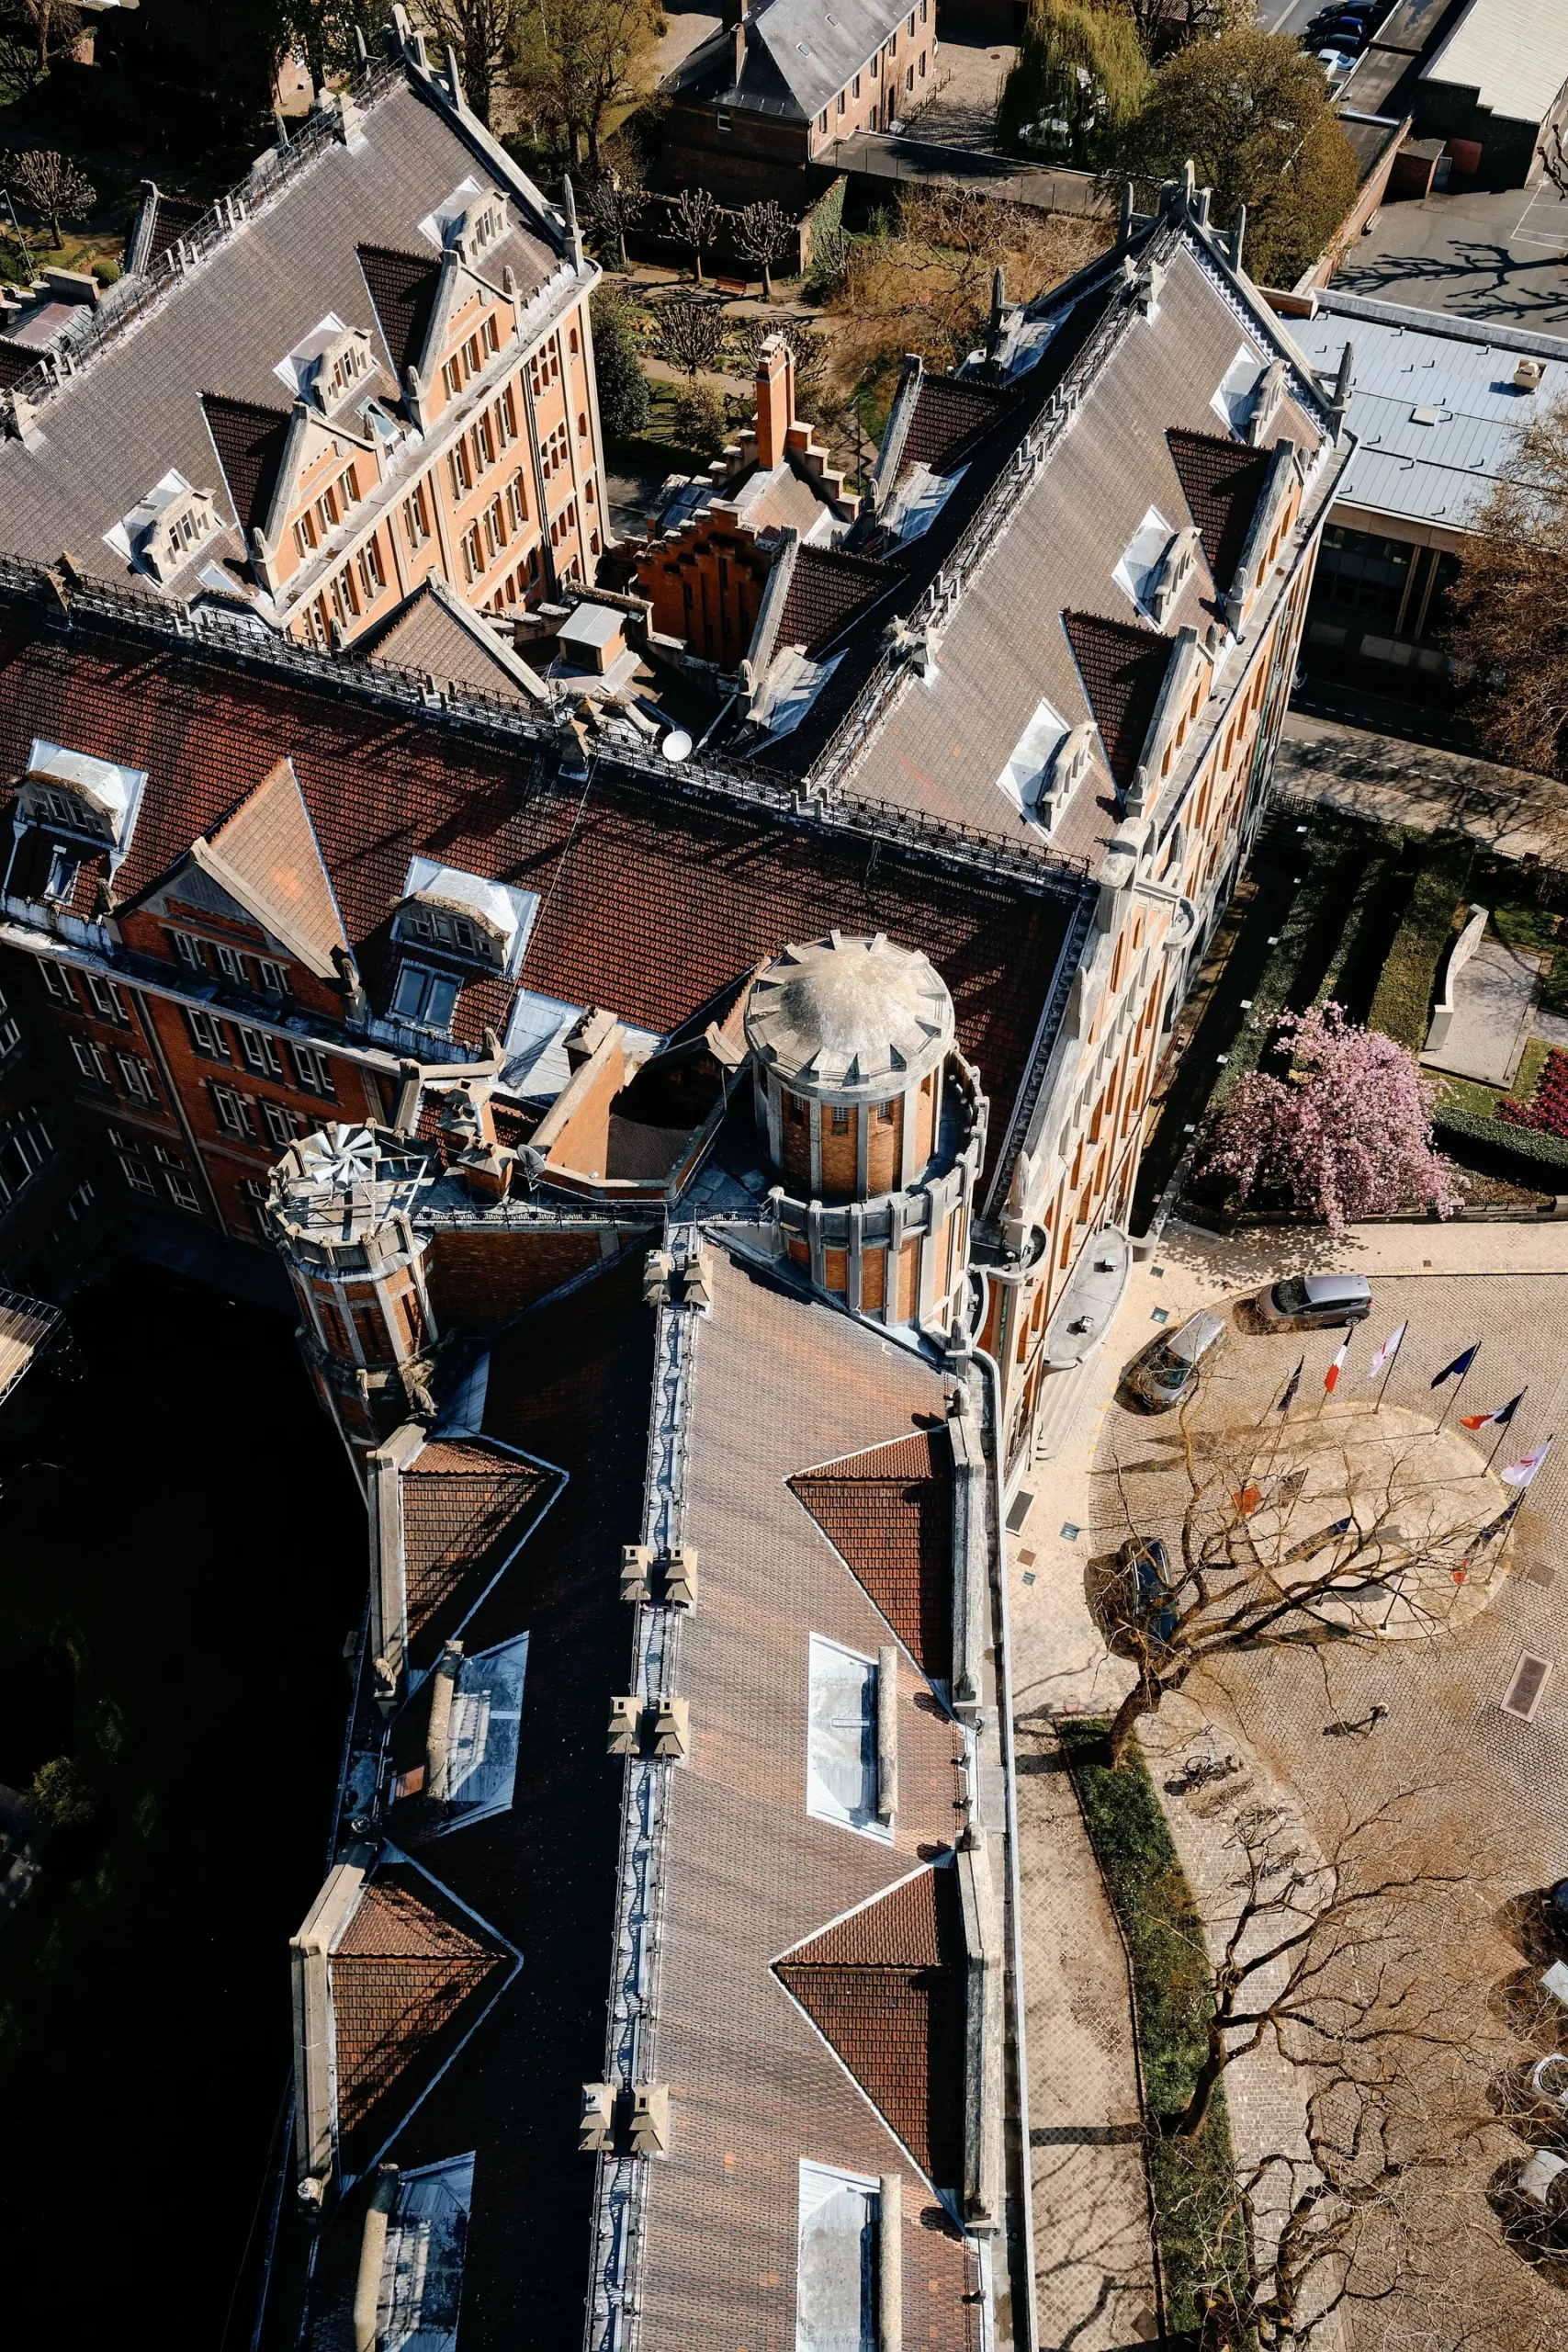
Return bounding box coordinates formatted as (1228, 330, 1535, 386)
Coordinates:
(4, 147, 96, 247)
(511, 0, 665, 167)
(1447, 394, 1568, 777)
(732, 198, 795, 300)
(579, 166, 646, 268)
(1119, 25, 1359, 288)
(415, 0, 517, 130)
(996, 0, 1151, 168)
(646, 293, 727, 382)
(669, 184, 723, 284)
(1200, 1002, 1460, 1231)
(1101, 1401, 1493, 1767)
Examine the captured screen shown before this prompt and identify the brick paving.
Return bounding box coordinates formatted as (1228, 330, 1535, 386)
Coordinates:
(1008, 1218, 1568, 2348)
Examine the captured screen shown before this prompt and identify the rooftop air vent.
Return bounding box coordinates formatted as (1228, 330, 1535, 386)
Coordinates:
(1515, 357, 1545, 391)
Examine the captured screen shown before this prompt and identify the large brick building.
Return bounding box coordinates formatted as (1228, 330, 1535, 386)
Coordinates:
(0, 16, 605, 644)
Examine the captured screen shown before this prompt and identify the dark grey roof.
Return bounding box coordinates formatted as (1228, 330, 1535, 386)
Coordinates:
(667, 0, 914, 122)
(0, 67, 561, 590)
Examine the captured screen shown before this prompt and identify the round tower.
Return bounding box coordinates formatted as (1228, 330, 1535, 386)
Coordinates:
(267, 1124, 440, 1454)
(744, 933, 985, 1332)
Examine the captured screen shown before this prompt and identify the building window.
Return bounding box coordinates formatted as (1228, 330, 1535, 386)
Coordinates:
(186, 1008, 231, 1060)
(291, 1043, 335, 1097)
(44, 848, 79, 904)
(876, 1099, 896, 1124)
(797, 2165, 883, 2352)
(117, 1054, 156, 1102)
(461, 523, 484, 583)
(449, 441, 472, 499)
(716, 109, 730, 132)
(474, 410, 496, 472)
(0, 1110, 52, 1204)
(171, 930, 206, 973)
(261, 1099, 298, 1149)
(211, 1084, 253, 1138)
(256, 958, 289, 997)
(84, 973, 126, 1023)
(818, 107, 828, 132)
(336, 467, 360, 511)
(236, 1024, 283, 1079)
(837, 89, 845, 115)
(497, 387, 518, 446)
(919, 48, 926, 75)
(241, 1177, 270, 1238)
(391, 963, 460, 1033)
(329, 566, 358, 628)
(316, 484, 339, 536)
(39, 959, 76, 1005)
(806, 1634, 888, 1841)
(165, 1169, 201, 1213)
(852, 73, 860, 96)
(506, 471, 527, 533)
(213, 942, 248, 986)
(0, 989, 17, 1060)
(293, 516, 316, 561)
(829, 1103, 851, 1134)
(120, 1153, 155, 1194)
(356, 537, 385, 600)
(402, 485, 432, 550)
(786, 1093, 806, 1126)
(71, 1036, 112, 1087)
(906, 62, 914, 89)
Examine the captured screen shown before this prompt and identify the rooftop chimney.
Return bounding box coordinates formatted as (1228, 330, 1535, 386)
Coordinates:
(424, 1640, 464, 1803)
(754, 334, 795, 473)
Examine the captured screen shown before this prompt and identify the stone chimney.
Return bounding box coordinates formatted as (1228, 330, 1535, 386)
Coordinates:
(425, 1640, 465, 1804)
(754, 334, 795, 473)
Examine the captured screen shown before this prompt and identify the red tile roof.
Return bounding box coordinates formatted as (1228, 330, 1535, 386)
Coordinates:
(902, 375, 1011, 474)
(778, 543, 891, 656)
(775, 1862, 966, 2188)
(332, 1869, 511, 2137)
(199, 753, 349, 978)
(0, 604, 1072, 1181)
(199, 394, 291, 538)
(788, 1427, 953, 1679)
(1166, 428, 1271, 594)
(1061, 610, 1176, 789)
(402, 1438, 553, 1652)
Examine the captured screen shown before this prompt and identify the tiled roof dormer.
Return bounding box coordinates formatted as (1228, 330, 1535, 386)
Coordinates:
(900, 374, 1010, 474)
(1062, 611, 1178, 791)
(356, 243, 444, 387)
(1166, 428, 1273, 595)
(200, 393, 292, 540)
(777, 544, 892, 657)
(189, 754, 350, 978)
(788, 1428, 954, 1679)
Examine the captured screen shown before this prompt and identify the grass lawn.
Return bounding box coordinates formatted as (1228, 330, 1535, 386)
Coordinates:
(1060, 1720, 1249, 2334)
(1439, 1037, 1550, 1124)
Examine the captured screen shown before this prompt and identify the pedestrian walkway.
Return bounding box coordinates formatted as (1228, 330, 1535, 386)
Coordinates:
(1278, 711, 1568, 866)
(1423, 933, 1541, 1085)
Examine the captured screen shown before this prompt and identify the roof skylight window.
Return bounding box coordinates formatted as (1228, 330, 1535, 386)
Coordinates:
(806, 1634, 890, 1843)
(1213, 346, 1263, 436)
(995, 698, 1093, 831)
(1113, 506, 1175, 621)
(796, 2162, 881, 2352)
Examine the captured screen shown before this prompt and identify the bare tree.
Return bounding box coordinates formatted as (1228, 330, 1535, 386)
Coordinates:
(580, 168, 646, 269)
(727, 311, 826, 417)
(1101, 1396, 1495, 1768)
(1449, 391, 1568, 776)
(4, 147, 95, 247)
(670, 185, 723, 285)
(732, 198, 795, 300)
(646, 294, 728, 382)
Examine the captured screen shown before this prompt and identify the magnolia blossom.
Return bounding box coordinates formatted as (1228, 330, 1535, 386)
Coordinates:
(1201, 1002, 1460, 1233)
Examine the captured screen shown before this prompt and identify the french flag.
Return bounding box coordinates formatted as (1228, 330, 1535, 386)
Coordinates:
(1324, 1339, 1349, 1395)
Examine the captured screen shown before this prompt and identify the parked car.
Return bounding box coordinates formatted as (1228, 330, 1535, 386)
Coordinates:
(1118, 1535, 1179, 1644)
(1252, 1272, 1371, 1331)
(1123, 1311, 1226, 1412)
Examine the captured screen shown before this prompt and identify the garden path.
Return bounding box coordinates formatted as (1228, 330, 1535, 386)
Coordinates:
(1278, 713, 1568, 866)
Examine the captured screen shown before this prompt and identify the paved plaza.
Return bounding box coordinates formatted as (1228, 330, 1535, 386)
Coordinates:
(1012, 1217, 1568, 2348)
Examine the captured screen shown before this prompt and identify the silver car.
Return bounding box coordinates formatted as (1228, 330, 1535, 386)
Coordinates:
(1253, 1272, 1371, 1331)
(1124, 1311, 1226, 1412)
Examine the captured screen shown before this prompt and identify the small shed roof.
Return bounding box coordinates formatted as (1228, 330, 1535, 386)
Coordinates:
(1419, 0, 1568, 130)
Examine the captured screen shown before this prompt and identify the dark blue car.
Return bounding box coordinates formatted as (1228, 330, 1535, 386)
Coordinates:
(1120, 1536, 1179, 1645)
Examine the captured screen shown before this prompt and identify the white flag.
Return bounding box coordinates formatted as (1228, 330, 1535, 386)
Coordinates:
(1368, 1321, 1406, 1380)
(1501, 1436, 1553, 1489)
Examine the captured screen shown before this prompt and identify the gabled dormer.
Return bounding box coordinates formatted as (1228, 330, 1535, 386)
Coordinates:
(276, 312, 379, 417)
(264, 403, 378, 576)
(389, 858, 537, 1035)
(106, 469, 222, 585)
(15, 739, 148, 870)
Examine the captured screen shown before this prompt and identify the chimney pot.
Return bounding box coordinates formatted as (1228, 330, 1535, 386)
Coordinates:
(621, 1544, 654, 1602)
(753, 334, 795, 473)
(580, 2082, 615, 2152)
(607, 1695, 640, 1755)
(629, 2081, 671, 2155)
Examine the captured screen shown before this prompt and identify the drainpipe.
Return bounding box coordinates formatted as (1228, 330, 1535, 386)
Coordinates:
(353, 2165, 400, 2352)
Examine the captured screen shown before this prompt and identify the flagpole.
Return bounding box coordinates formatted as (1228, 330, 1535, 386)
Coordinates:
(1375, 1346, 1399, 1416)
(1436, 1351, 1477, 1434)
(1486, 1390, 1528, 1473)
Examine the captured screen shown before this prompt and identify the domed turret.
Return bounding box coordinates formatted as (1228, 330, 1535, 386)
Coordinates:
(745, 931, 956, 1203)
(744, 933, 984, 1335)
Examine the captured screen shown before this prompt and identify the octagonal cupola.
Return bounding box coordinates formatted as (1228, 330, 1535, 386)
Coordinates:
(745, 931, 957, 1204)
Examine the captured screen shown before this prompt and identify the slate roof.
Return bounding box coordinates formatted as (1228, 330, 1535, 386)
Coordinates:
(789, 1427, 954, 1677)
(665, 0, 914, 122)
(0, 595, 1077, 1185)
(0, 67, 562, 587)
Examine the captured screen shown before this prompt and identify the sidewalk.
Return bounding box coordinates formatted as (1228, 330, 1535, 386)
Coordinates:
(1278, 710, 1568, 865)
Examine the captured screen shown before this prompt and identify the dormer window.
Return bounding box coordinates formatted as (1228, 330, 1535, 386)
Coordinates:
(106, 470, 220, 585)
(19, 741, 147, 865)
(275, 315, 378, 415)
(391, 963, 460, 1032)
(392, 857, 539, 978)
(995, 699, 1095, 831)
(44, 848, 80, 904)
(1146, 526, 1201, 628)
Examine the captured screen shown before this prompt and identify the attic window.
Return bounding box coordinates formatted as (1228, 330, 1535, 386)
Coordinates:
(1212, 346, 1264, 438)
(394, 857, 539, 976)
(274, 313, 377, 413)
(372, 2156, 476, 2346)
(1500, 1652, 1553, 1723)
(1113, 506, 1177, 623)
(996, 697, 1092, 830)
(391, 962, 461, 1032)
(105, 469, 220, 584)
(20, 740, 147, 859)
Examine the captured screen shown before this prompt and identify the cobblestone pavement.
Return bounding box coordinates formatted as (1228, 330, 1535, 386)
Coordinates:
(908, 32, 1016, 150)
(1009, 1219, 1568, 2348)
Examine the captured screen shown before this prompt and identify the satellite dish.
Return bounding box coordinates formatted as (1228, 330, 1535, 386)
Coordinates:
(660, 728, 693, 764)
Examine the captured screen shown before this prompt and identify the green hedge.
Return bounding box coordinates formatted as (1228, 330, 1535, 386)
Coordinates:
(1060, 1721, 1249, 2332)
(1435, 1102, 1568, 1182)
(1368, 833, 1474, 1050)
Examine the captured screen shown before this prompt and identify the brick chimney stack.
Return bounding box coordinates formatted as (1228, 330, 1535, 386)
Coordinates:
(754, 334, 795, 473)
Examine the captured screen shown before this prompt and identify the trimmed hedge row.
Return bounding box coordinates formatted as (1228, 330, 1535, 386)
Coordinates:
(1368, 832, 1475, 1050)
(1435, 1102, 1568, 1184)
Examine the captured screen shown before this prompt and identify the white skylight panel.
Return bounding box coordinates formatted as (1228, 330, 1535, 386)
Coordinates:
(796, 2161, 879, 2352)
(1112, 506, 1173, 621)
(806, 1634, 889, 1843)
(995, 695, 1068, 820)
(1213, 345, 1263, 436)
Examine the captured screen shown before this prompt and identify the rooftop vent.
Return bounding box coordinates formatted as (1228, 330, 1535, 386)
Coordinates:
(1515, 356, 1545, 391)
(629, 2082, 671, 2156)
(1500, 1652, 1553, 1723)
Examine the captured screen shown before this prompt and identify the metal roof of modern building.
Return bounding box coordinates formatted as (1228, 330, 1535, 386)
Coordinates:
(1287, 288, 1568, 529)
(1419, 0, 1568, 128)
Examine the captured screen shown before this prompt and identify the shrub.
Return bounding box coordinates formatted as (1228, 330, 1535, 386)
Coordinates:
(1433, 1101, 1568, 1182)
(589, 286, 650, 443)
(93, 257, 120, 287)
(1367, 835, 1474, 1050)
(1499, 1045, 1568, 1140)
(671, 381, 726, 455)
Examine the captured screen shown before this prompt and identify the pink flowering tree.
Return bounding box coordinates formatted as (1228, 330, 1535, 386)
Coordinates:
(1201, 1002, 1460, 1232)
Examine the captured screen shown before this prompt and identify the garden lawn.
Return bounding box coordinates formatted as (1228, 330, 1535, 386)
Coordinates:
(1060, 1720, 1249, 2334)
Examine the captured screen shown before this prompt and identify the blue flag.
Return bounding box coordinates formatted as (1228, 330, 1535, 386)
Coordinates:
(1430, 1345, 1479, 1387)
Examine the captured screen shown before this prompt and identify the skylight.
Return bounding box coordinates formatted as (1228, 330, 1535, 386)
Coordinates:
(418, 176, 483, 248)
(421, 1635, 529, 1833)
(1113, 506, 1174, 621)
(995, 695, 1068, 821)
(1213, 346, 1263, 436)
(796, 2162, 881, 2352)
(806, 1634, 890, 1843)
